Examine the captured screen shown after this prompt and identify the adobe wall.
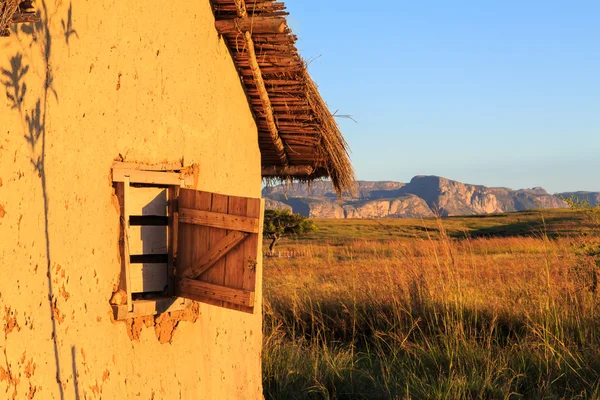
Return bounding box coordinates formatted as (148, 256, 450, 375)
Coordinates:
(0, 1, 263, 399)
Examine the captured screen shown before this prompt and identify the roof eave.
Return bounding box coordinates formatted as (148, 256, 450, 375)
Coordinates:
(211, 0, 355, 198)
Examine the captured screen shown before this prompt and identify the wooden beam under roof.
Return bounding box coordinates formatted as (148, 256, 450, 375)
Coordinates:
(215, 17, 286, 35)
(262, 165, 315, 177)
(218, 0, 289, 168)
(243, 31, 289, 167)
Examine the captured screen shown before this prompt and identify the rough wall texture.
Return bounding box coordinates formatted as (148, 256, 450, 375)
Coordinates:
(0, 1, 263, 399)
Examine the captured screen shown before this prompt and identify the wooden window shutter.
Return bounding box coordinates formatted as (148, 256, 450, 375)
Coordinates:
(176, 188, 263, 313)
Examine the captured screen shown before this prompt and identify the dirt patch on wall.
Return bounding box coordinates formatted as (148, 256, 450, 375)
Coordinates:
(1, 309, 41, 400)
(123, 302, 200, 343)
(3, 307, 19, 335)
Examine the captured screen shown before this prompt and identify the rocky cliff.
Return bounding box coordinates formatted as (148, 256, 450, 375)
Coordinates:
(264, 198, 293, 212)
(263, 176, 579, 218)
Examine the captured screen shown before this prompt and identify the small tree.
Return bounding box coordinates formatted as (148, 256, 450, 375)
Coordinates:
(263, 209, 316, 254)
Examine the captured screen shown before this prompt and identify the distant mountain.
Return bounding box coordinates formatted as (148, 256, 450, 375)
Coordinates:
(262, 176, 578, 218)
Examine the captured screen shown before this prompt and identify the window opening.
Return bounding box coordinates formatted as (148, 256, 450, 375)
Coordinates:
(110, 161, 263, 320)
(112, 162, 191, 319)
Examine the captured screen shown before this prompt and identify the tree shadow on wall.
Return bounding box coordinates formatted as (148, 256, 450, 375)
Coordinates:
(1, 2, 77, 399)
(1, 53, 28, 111)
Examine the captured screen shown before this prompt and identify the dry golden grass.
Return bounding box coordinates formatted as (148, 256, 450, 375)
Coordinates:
(263, 215, 600, 399)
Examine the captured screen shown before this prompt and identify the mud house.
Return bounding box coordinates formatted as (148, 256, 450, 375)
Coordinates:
(0, 0, 353, 398)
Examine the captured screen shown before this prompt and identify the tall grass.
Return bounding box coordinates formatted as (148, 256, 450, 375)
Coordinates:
(263, 220, 600, 399)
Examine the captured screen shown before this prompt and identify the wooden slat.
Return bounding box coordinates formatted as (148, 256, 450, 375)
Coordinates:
(179, 208, 259, 233)
(214, 17, 286, 35)
(262, 165, 315, 176)
(112, 297, 192, 320)
(202, 193, 229, 308)
(112, 169, 192, 186)
(223, 196, 248, 311)
(123, 177, 133, 311)
(112, 161, 183, 171)
(192, 191, 213, 282)
(130, 254, 168, 263)
(243, 31, 289, 167)
(167, 187, 180, 296)
(183, 231, 249, 279)
(244, 198, 263, 300)
(176, 189, 199, 286)
(177, 279, 255, 308)
(130, 263, 168, 293)
(116, 182, 129, 303)
(127, 225, 167, 255)
(127, 186, 167, 215)
(129, 216, 169, 226)
(11, 12, 40, 24)
(233, 198, 262, 313)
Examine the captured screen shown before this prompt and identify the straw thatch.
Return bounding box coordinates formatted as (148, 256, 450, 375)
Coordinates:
(211, 0, 355, 196)
(0, 0, 37, 36)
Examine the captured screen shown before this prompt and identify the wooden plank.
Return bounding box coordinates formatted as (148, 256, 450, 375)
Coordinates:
(177, 279, 255, 308)
(112, 169, 192, 186)
(202, 193, 229, 308)
(167, 187, 180, 296)
(232, 198, 261, 313)
(242, 31, 289, 167)
(179, 208, 259, 233)
(112, 161, 183, 171)
(128, 225, 167, 255)
(123, 177, 133, 311)
(116, 182, 129, 299)
(176, 189, 197, 285)
(11, 12, 41, 24)
(244, 31, 289, 167)
(130, 263, 168, 293)
(182, 231, 249, 279)
(129, 216, 169, 226)
(262, 165, 315, 177)
(214, 17, 286, 35)
(130, 254, 168, 263)
(223, 196, 248, 311)
(243, 198, 263, 310)
(193, 192, 213, 281)
(112, 297, 192, 320)
(127, 187, 167, 215)
(127, 186, 168, 259)
(182, 190, 259, 208)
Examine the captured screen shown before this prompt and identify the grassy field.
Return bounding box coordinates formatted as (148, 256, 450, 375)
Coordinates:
(262, 209, 600, 399)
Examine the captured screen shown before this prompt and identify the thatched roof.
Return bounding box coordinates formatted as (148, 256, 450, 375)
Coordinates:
(0, 0, 37, 36)
(211, 0, 355, 196)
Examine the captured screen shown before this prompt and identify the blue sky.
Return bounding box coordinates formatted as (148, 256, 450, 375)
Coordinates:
(285, 1, 600, 193)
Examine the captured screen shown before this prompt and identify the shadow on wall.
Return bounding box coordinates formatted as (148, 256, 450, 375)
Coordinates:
(1, 2, 77, 399)
(71, 346, 80, 400)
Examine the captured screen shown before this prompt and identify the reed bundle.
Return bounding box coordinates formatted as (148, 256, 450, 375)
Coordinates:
(0, 0, 37, 36)
(212, 0, 355, 196)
